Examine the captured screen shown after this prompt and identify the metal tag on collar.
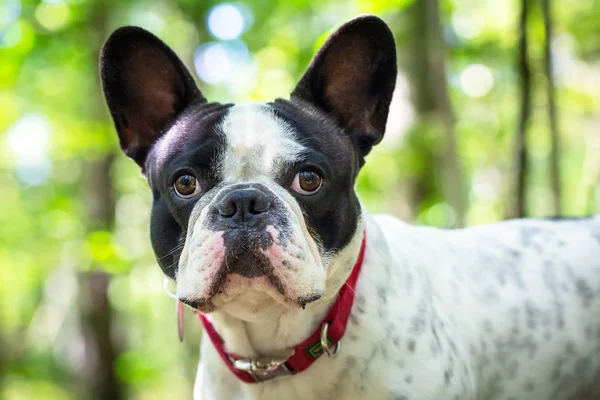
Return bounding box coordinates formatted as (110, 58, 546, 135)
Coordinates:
(232, 354, 294, 382)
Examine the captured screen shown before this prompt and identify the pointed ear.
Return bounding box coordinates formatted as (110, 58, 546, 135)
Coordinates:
(292, 16, 397, 159)
(100, 26, 205, 168)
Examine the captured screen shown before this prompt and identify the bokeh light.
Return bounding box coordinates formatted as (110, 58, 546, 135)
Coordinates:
(193, 40, 257, 93)
(128, 8, 165, 33)
(0, 22, 22, 48)
(207, 3, 250, 40)
(460, 64, 494, 98)
(382, 73, 415, 148)
(0, 0, 21, 30)
(35, 2, 71, 32)
(7, 115, 50, 161)
(6, 115, 52, 186)
(452, 11, 484, 40)
(194, 43, 232, 84)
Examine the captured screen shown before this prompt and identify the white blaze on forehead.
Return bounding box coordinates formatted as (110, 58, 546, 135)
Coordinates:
(219, 103, 305, 181)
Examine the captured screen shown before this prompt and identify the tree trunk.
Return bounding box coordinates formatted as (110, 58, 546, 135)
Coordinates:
(0, 331, 6, 388)
(404, 0, 466, 227)
(541, 0, 562, 217)
(79, 157, 124, 400)
(76, 4, 125, 399)
(513, 0, 533, 218)
(425, 0, 466, 227)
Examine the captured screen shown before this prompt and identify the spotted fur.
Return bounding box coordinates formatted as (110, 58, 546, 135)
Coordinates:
(193, 214, 600, 400)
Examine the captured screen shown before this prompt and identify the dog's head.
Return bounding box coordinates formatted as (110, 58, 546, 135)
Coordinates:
(100, 16, 396, 319)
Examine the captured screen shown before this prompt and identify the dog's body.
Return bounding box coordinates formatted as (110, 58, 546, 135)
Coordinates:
(100, 16, 600, 400)
(196, 209, 600, 400)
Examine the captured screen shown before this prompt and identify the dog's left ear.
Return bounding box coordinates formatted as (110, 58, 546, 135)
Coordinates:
(100, 26, 205, 169)
(292, 15, 397, 159)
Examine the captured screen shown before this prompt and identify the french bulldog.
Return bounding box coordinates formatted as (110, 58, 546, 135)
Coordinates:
(100, 15, 600, 400)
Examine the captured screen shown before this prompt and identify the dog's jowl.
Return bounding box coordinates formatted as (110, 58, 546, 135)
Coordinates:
(100, 15, 600, 400)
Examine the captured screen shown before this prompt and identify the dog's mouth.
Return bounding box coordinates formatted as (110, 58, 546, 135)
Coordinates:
(178, 235, 323, 313)
(221, 230, 278, 277)
(180, 274, 308, 314)
(179, 274, 319, 315)
(176, 223, 326, 315)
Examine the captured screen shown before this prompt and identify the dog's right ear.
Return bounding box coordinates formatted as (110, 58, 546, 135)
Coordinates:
(100, 27, 205, 169)
(291, 16, 396, 161)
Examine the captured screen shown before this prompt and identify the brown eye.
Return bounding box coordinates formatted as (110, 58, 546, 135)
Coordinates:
(173, 174, 200, 198)
(291, 171, 322, 195)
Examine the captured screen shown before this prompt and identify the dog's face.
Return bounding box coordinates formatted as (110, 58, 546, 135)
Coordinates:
(100, 16, 396, 318)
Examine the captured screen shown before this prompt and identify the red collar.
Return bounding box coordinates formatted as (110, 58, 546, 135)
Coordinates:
(197, 231, 367, 383)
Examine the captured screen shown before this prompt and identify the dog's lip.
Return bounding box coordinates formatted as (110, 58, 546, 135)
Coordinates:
(178, 296, 212, 312)
(178, 276, 323, 313)
(297, 293, 323, 309)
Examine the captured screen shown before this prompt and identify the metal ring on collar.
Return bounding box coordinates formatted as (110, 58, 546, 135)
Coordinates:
(320, 323, 341, 358)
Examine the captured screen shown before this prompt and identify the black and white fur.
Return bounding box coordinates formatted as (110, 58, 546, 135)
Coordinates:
(100, 16, 600, 400)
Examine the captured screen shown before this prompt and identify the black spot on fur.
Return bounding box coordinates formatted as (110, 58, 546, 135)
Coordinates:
(444, 369, 453, 385)
(407, 340, 416, 352)
(575, 279, 594, 308)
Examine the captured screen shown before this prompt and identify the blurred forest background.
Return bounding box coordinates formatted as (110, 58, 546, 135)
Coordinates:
(1, 0, 599, 398)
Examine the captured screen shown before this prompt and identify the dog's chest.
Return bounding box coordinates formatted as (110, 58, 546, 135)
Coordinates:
(196, 279, 471, 400)
(195, 222, 474, 400)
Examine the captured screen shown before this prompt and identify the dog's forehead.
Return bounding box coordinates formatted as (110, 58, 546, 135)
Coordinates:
(219, 103, 305, 182)
(151, 103, 231, 173)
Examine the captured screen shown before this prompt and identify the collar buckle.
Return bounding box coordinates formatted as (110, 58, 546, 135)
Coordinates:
(233, 357, 289, 373)
(232, 355, 294, 382)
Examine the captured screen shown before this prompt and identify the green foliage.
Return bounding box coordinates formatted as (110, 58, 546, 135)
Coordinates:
(1, 0, 599, 398)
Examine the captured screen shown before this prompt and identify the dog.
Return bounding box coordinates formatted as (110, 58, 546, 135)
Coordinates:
(100, 15, 600, 400)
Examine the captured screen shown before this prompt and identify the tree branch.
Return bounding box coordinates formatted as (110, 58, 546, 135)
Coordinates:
(542, 0, 562, 217)
(514, 0, 533, 218)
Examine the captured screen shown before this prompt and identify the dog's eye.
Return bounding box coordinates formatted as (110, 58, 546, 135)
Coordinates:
(173, 174, 200, 198)
(292, 171, 322, 195)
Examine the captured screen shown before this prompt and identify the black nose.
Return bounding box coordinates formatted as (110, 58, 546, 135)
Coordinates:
(217, 188, 272, 222)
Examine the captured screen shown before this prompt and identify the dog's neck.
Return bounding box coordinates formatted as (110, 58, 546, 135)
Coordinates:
(205, 221, 365, 358)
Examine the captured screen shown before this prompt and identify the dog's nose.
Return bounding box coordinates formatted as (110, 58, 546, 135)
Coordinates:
(217, 188, 272, 222)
